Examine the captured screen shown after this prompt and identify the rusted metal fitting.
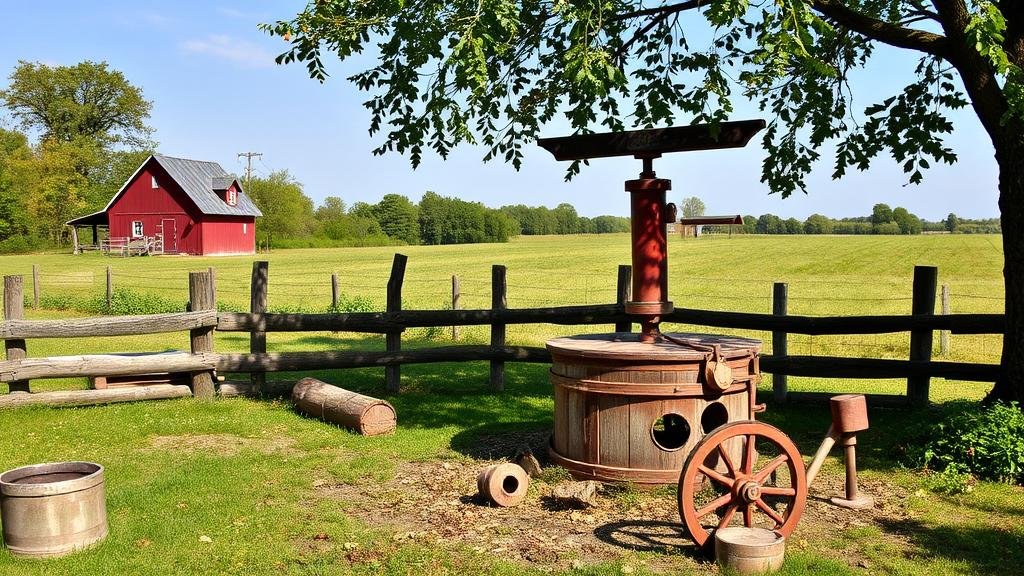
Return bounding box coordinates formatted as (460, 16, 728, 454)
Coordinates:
(477, 463, 529, 507)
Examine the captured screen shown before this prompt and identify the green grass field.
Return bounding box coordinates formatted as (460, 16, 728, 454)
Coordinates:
(0, 234, 1018, 576)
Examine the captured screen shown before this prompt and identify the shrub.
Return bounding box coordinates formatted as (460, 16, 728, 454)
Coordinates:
(0, 235, 44, 254)
(913, 401, 1024, 484)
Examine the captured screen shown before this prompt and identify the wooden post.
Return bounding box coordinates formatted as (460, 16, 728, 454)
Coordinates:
(331, 273, 339, 310)
(188, 271, 216, 399)
(3, 276, 29, 393)
(385, 254, 408, 393)
(250, 261, 269, 395)
(71, 227, 80, 254)
(490, 265, 507, 392)
(451, 275, 461, 340)
(908, 265, 938, 407)
(208, 266, 217, 305)
(772, 282, 789, 403)
(615, 265, 632, 333)
(105, 266, 113, 312)
(31, 265, 39, 309)
(940, 284, 950, 355)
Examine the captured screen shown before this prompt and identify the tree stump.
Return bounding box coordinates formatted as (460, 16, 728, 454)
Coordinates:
(291, 378, 396, 436)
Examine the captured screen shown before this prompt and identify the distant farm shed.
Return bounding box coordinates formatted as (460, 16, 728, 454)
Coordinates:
(66, 154, 262, 255)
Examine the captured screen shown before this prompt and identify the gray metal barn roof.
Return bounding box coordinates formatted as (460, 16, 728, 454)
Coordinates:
(152, 154, 262, 217)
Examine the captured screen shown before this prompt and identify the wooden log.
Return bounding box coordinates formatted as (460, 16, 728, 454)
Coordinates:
(772, 282, 788, 403)
(1, 311, 218, 339)
(0, 352, 219, 382)
(250, 261, 268, 395)
(0, 384, 191, 409)
(614, 265, 632, 333)
(908, 265, 938, 406)
(217, 346, 551, 373)
(714, 527, 785, 574)
(215, 307, 1002, 336)
(385, 254, 407, 393)
(291, 377, 396, 436)
(217, 380, 295, 399)
(4, 276, 29, 393)
(490, 265, 507, 392)
(189, 271, 216, 399)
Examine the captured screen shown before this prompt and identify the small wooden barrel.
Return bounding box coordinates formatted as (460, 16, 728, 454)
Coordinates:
(547, 332, 761, 485)
(714, 527, 785, 573)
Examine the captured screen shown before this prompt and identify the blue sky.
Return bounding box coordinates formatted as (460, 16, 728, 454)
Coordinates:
(0, 1, 1000, 221)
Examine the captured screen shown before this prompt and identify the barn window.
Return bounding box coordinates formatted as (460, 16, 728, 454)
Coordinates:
(243, 223, 247, 234)
(132, 221, 144, 237)
(151, 176, 158, 189)
(226, 189, 237, 206)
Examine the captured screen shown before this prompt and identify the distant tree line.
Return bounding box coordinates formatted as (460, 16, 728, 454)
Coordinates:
(250, 178, 631, 248)
(703, 203, 1001, 236)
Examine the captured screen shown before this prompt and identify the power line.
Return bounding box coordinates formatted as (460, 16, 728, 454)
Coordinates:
(234, 151, 260, 187)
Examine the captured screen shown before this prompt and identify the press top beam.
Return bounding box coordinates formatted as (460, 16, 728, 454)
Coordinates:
(536, 120, 766, 161)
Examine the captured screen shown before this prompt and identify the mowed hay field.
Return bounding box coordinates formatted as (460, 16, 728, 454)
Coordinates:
(0, 234, 1021, 576)
(0, 233, 1005, 398)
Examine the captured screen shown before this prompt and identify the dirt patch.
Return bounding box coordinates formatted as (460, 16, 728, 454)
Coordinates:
(312, 457, 919, 573)
(147, 433, 299, 457)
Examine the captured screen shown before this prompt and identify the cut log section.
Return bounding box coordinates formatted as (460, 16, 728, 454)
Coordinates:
(477, 463, 529, 507)
(0, 384, 192, 409)
(291, 377, 396, 436)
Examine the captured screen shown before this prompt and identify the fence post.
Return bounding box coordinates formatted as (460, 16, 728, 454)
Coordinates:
(451, 275, 461, 340)
(615, 265, 632, 333)
(208, 266, 217, 305)
(908, 265, 938, 407)
(250, 261, 269, 395)
(105, 266, 113, 312)
(385, 254, 408, 393)
(940, 284, 950, 355)
(331, 273, 339, 310)
(188, 271, 216, 400)
(772, 282, 789, 403)
(3, 276, 29, 393)
(32, 265, 39, 309)
(490, 265, 507, 392)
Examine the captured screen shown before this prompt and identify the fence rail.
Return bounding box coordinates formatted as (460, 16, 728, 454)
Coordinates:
(1, 260, 1005, 408)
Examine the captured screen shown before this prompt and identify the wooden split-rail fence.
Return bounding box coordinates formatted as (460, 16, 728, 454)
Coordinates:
(0, 256, 1004, 408)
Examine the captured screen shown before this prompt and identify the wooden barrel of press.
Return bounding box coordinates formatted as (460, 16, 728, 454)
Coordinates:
(547, 332, 762, 485)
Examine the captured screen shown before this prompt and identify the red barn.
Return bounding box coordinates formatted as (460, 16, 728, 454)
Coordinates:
(67, 154, 262, 255)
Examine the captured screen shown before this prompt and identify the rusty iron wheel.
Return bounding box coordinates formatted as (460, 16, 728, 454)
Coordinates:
(677, 420, 807, 552)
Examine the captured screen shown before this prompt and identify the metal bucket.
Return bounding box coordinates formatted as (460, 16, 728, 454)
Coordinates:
(0, 461, 108, 558)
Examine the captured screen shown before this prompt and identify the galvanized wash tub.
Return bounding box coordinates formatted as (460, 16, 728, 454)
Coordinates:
(0, 461, 108, 558)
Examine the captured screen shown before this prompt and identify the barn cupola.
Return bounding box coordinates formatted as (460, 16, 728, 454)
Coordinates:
(212, 176, 239, 206)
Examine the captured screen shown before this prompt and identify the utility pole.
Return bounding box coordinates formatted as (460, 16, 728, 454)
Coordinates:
(237, 151, 262, 189)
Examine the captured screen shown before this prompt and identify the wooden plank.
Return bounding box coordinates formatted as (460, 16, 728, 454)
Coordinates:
(1, 311, 218, 339)
(615, 265, 632, 333)
(908, 265, 938, 406)
(189, 271, 216, 399)
(564, 388, 584, 460)
(552, 384, 568, 457)
(385, 253, 407, 393)
(0, 384, 191, 409)
(490, 265, 507, 392)
(217, 346, 550, 373)
(0, 352, 218, 382)
(759, 354, 999, 381)
(629, 399, 663, 471)
(772, 282, 788, 403)
(598, 394, 630, 467)
(3, 276, 28, 393)
(250, 261, 268, 395)
(664, 309, 1002, 335)
(585, 393, 600, 462)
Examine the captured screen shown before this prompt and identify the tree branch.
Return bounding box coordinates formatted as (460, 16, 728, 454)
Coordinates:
(809, 0, 949, 58)
(609, 0, 708, 23)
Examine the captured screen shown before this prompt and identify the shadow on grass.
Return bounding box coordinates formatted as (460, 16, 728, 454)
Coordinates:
(592, 519, 697, 557)
(876, 516, 1024, 574)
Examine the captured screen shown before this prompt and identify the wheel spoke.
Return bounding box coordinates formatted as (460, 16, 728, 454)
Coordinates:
(742, 503, 754, 527)
(695, 493, 734, 519)
(759, 486, 797, 497)
(755, 499, 786, 527)
(698, 465, 735, 488)
(717, 443, 737, 476)
(717, 503, 739, 529)
(753, 454, 790, 483)
(743, 434, 756, 475)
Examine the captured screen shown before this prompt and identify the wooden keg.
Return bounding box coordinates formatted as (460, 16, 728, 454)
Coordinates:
(547, 332, 761, 485)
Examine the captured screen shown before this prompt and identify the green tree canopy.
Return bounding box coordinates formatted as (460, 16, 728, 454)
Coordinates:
(371, 193, 420, 244)
(681, 197, 706, 219)
(1, 61, 153, 149)
(247, 170, 317, 243)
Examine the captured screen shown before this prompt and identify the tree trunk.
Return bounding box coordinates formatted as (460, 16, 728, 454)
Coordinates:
(986, 132, 1024, 405)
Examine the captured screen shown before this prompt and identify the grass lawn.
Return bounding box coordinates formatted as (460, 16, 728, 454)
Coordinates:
(0, 234, 1019, 575)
